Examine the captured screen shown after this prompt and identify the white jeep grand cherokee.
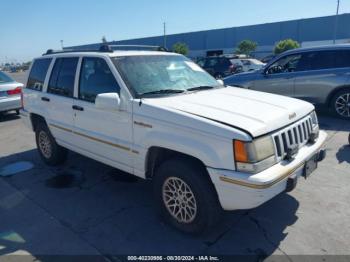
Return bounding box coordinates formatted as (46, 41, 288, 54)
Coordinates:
(21, 46, 327, 234)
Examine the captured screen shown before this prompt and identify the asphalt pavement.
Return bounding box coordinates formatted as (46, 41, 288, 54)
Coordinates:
(0, 72, 349, 261)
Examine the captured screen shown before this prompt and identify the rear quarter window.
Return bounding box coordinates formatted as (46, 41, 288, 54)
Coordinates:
(27, 58, 52, 91)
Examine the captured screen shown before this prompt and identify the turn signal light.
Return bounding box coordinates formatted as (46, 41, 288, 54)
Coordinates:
(234, 140, 248, 163)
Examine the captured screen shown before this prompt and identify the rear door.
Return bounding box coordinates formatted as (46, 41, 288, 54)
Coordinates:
(23, 58, 52, 114)
(294, 50, 350, 104)
(72, 56, 133, 172)
(44, 57, 79, 145)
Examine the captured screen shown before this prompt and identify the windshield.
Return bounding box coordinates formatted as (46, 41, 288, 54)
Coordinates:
(112, 55, 221, 97)
(0, 71, 14, 84)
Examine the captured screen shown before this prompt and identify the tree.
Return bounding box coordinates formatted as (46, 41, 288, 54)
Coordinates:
(235, 40, 258, 56)
(172, 42, 189, 55)
(102, 36, 108, 43)
(274, 39, 300, 54)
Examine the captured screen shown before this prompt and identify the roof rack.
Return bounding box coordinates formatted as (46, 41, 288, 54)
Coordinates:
(43, 44, 168, 56)
(105, 45, 168, 52)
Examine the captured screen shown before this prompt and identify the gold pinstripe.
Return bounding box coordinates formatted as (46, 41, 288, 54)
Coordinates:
(49, 124, 139, 154)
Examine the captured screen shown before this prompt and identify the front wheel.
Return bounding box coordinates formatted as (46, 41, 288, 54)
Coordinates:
(331, 89, 350, 119)
(153, 157, 222, 234)
(35, 122, 68, 166)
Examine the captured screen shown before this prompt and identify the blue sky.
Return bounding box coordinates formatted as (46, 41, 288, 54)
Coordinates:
(1, 0, 349, 63)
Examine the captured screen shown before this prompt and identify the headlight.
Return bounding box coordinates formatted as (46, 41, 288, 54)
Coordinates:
(234, 136, 276, 174)
(310, 111, 318, 127)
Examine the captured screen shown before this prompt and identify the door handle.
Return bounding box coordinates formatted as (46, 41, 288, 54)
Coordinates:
(72, 105, 84, 111)
(41, 97, 50, 102)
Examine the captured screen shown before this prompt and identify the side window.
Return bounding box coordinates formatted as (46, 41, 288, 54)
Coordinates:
(335, 50, 350, 68)
(267, 54, 302, 74)
(27, 58, 52, 91)
(298, 51, 335, 71)
(207, 58, 218, 67)
(242, 60, 251, 66)
(220, 58, 231, 67)
(79, 57, 120, 103)
(48, 57, 79, 97)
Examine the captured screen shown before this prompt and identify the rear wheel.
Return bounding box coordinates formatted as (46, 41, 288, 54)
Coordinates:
(35, 122, 67, 166)
(331, 89, 350, 119)
(153, 157, 222, 234)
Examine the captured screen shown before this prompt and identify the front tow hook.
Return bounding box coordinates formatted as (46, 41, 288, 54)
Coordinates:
(317, 149, 326, 162)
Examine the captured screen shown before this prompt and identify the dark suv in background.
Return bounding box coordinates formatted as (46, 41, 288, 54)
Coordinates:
(224, 45, 350, 119)
(197, 56, 243, 79)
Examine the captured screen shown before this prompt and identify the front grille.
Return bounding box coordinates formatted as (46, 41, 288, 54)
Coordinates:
(273, 116, 314, 160)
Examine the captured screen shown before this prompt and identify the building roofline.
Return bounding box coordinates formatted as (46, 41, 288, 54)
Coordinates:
(66, 13, 350, 49)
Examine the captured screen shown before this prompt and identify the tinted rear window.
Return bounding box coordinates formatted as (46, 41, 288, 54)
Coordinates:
(0, 71, 14, 84)
(298, 51, 335, 71)
(48, 57, 78, 97)
(27, 58, 52, 91)
(335, 50, 350, 68)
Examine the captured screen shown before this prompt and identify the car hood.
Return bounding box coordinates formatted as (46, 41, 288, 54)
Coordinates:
(145, 87, 314, 137)
(224, 69, 260, 82)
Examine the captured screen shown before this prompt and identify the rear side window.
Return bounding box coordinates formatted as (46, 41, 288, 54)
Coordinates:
(220, 58, 231, 67)
(298, 51, 335, 71)
(335, 50, 350, 68)
(27, 58, 52, 91)
(48, 57, 79, 97)
(79, 57, 120, 103)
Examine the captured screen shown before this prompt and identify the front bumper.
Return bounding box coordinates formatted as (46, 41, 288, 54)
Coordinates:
(0, 96, 21, 112)
(208, 130, 327, 211)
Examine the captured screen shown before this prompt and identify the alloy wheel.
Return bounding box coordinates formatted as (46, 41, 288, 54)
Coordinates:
(38, 131, 52, 159)
(162, 177, 197, 223)
(335, 93, 350, 118)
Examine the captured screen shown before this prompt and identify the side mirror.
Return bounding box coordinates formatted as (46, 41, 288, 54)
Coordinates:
(217, 79, 224, 85)
(95, 93, 121, 111)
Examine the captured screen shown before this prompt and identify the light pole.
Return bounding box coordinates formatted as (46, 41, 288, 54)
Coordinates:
(60, 40, 64, 50)
(333, 0, 340, 44)
(163, 22, 167, 49)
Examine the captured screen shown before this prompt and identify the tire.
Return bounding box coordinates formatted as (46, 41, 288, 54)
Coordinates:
(331, 89, 350, 119)
(153, 157, 222, 234)
(15, 110, 20, 115)
(35, 122, 68, 166)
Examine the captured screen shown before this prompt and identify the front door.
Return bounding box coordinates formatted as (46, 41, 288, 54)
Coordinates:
(252, 53, 303, 97)
(72, 57, 133, 173)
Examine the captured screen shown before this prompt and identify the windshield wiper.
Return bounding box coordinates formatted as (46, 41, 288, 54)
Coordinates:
(187, 86, 215, 92)
(139, 89, 185, 97)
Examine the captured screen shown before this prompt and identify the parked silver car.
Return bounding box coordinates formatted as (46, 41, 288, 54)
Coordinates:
(0, 71, 23, 114)
(224, 45, 350, 119)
